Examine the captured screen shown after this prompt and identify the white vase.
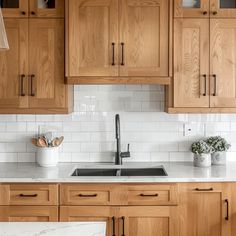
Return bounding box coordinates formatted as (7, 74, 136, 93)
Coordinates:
(211, 151, 226, 165)
(37, 147, 59, 167)
(193, 154, 211, 167)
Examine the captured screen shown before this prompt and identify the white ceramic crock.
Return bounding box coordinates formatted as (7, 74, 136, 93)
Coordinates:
(37, 147, 59, 167)
(211, 151, 226, 165)
(193, 153, 211, 168)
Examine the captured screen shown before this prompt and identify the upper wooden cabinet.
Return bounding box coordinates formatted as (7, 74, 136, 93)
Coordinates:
(173, 18, 210, 108)
(175, 0, 236, 18)
(66, 0, 171, 84)
(1, 0, 64, 18)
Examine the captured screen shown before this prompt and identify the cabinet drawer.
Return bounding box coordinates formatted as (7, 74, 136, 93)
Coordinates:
(0, 184, 58, 206)
(60, 184, 110, 205)
(126, 185, 178, 205)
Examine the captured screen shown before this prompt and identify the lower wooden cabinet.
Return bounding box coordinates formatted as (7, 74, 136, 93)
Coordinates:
(60, 206, 178, 236)
(178, 183, 231, 236)
(0, 206, 58, 222)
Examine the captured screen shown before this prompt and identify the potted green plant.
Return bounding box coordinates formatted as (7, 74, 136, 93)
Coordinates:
(191, 140, 212, 167)
(206, 136, 231, 165)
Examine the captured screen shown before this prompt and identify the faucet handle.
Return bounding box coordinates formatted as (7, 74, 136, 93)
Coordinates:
(121, 144, 131, 159)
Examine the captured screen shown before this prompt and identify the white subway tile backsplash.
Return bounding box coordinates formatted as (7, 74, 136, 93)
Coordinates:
(0, 85, 235, 163)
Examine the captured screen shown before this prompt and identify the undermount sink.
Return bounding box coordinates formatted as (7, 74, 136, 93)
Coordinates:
(71, 167, 168, 177)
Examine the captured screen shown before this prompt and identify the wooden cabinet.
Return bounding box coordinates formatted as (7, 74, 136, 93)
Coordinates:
(210, 19, 236, 108)
(119, 206, 178, 236)
(0, 0, 73, 114)
(119, 0, 169, 77)
(173, 18, 209, 108)
(178, 183, 231, 236)
(0, 19, 28, 109)
(66, 0, 171, 85)
(168, 0, 236, 113)
(1, 0, 64, 18)
(28, 19, 67, 110)
(0, 206, 58, 222)
(60, 184, 178, 236)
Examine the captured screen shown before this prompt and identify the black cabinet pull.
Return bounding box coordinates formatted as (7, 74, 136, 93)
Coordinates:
(20, 74, 26, 97)
(202, 74, 207, 96)
(30, 74, 35, 97)
(19, 194, 38, 198)
(112, 42, 115, 66)
(140, 193, 158, 197)
(225, 199, 229, 221)
(212, 11, 218, 15)
(121, 42, 125, 66)
(21, 11, 26, 15)
(112, 216, 116, 236)
(212, 74, 217, 96)
(31, 11, 36, 15)
(121, 216, 125, 236)
(202, 11, 208, 15)
(195, 188, 214, 191)
(78, 194, 97, 197)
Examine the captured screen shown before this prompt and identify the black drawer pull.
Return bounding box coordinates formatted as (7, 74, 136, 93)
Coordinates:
(19, 194, 38, 198)
(121, 216, 125, 236)
(140, 193, 158, 197)
(225, 199, 229, 221)
(30, 74, 35, 97)
(195, 188, 213, 191)
(78, 194, 98, 197)
(112, 42, 115, 66)
(20, 74, 26, 97)
(121, 42, 125, 66)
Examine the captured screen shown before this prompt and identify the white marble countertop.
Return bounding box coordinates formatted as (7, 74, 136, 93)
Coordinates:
(0, 162, 235, 183)
(0, 222, 106, 236)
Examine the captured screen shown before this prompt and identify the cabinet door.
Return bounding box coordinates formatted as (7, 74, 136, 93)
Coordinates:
(60, 206, 116, 236)
(0, 19, 28, 110)
(178, 183, 231, 236)
(118, 206, 178, 236)
(174, 19, 210, 108)
(210, 19, 236, 107)
(28, 19, 66, 109)
(210, 0, 236, 17)
(0, 206, 58, 222)
(1, 0, 28, 17)
(174, 0, 209, 18)
(29, 0, 64, 18)
(67, 0, 118, 77)
(119, 0, 169, 77)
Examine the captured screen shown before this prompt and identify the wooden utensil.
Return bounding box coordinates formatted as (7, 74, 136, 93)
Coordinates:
(38, 137, 48, 148)
(31, 138, 40, 147)
(52, 136, 64, 147)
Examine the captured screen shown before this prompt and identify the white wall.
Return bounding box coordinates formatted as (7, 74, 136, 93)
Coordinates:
(0, 85, 235, 163)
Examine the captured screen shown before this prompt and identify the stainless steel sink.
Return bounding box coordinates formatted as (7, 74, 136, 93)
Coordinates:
(71, 167, 167, 177)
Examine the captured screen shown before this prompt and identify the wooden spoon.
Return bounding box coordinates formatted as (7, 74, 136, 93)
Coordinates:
(52, 136, 64, 147)
(31, 138, 40, 147)
(38, 137, 48, 148)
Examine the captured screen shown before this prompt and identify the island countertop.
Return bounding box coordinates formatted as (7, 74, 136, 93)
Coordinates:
(0, 162, 235, 183)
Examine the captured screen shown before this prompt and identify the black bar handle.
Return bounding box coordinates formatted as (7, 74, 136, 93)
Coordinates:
(30, 74, 35, 97)
(78, 194, 97, 198)
(19, 194, 38, 198)
(121, 42, 125, 66)
(195, 188, 214, 191)
(140, 193, 159, 197)
(225, 199, 229, 221)
(112, 42, 115, 66)
(202, 74, 207, 96)
(20, 74, 26, 96)
(112, 216, 116, 236)
(212, 74, 217, 96)
(121, 216, 125, 236)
